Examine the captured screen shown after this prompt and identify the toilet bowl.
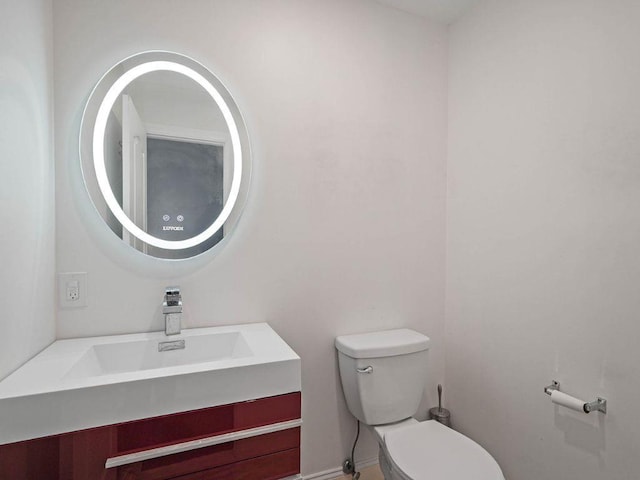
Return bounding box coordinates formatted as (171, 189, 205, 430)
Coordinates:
(374, 419, 503, 480)
(335, 329, 504, 480)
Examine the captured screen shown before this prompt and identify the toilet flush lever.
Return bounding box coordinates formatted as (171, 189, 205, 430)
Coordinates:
(357, 366, 373, 374)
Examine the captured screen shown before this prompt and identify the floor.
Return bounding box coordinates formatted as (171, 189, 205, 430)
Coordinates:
(333, 464, 384, 480)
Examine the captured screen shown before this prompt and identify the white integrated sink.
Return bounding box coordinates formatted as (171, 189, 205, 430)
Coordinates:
(0, 323, 301, 445)
(65, 331, 252, 378)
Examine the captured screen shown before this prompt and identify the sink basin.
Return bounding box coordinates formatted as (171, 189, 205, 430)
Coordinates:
(0, 323, 300, 445)
(65, 331, 252, 378)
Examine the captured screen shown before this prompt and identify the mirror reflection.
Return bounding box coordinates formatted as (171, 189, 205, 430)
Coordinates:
(103, 71, 232, 258)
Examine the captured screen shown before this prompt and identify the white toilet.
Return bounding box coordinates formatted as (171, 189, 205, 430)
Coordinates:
(335, 329, 504, 480)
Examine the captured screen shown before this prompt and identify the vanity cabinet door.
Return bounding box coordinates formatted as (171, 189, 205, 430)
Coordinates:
(0, 435, 63, 480)
(59, 427, 118, 480)
(0, 428, 117, 480)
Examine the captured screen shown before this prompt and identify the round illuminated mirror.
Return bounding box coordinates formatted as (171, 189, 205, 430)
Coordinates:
(80, 51, 251, 259)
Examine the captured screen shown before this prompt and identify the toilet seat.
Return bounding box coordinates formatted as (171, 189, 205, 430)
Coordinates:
(382, 420, 504, 480)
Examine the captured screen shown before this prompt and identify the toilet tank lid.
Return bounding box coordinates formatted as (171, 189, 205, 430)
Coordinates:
(335, 329, 430, 358)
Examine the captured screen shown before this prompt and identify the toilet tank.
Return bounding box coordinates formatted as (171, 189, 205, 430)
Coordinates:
(335, 329, 430, 425)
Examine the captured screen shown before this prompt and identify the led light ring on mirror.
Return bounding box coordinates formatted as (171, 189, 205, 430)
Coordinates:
(93, 61, 242, 251)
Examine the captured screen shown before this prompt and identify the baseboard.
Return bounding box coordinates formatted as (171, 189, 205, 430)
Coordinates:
(303, 456, 378, 480)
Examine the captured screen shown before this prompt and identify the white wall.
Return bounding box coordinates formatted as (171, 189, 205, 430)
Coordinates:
(0, 0, 55, 380)
(447, 1, 640, 479)
(53, 0, 447, 474)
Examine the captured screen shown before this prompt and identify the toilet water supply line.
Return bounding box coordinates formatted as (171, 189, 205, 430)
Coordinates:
(544, 381, 607, 414)
(342, 420, 361, 479)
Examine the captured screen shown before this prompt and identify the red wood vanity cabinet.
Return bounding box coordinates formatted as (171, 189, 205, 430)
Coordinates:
(0, 392, 301, 480)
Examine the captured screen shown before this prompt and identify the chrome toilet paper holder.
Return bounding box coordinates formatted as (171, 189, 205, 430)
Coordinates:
(544, 380, 607, 414)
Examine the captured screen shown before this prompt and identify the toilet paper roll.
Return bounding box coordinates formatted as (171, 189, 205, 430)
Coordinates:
(550, 390, 587, 413)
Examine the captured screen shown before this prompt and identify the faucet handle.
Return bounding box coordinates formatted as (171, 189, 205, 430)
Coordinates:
(164, 286, 181, 306)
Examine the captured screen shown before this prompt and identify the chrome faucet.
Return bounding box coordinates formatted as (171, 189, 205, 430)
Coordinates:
(163, 286, 182, 335)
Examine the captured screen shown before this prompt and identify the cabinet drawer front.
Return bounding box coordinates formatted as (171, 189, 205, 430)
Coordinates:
(173, 447, 300, 480)
(117, 429, 300, 480)
(117, 392, 301, 455)
(109, 423, 301, 470)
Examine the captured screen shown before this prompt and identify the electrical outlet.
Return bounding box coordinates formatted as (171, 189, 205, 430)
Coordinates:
(59, 272, 88, 308)
(66, 280, 79, 301)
